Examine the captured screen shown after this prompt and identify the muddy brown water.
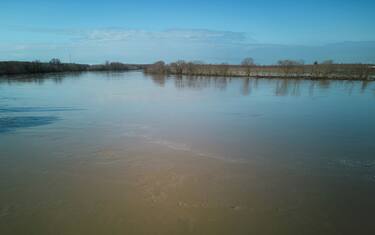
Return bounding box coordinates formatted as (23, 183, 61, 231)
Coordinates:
(0, 72, 375, 234)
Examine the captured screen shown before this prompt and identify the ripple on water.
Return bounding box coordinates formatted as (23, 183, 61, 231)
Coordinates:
(337, 159, 375, 168)
(0, 116, 59, 133)
(0, 107, 83, 113)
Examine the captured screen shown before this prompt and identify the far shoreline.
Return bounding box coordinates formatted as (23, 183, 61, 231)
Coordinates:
(1, 60, 374, 81)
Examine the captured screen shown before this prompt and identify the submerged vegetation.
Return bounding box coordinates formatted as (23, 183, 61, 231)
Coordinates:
(145, 59, 375, 80)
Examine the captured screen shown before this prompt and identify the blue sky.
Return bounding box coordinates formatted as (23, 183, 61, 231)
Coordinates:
(1, 0, 374, 64)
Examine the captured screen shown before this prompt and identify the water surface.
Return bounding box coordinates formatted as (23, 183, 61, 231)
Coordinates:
(1, 72, 375, 234)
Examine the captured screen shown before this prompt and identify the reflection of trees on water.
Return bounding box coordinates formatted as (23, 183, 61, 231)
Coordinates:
(4, 72, 371, 97)
(95, 71, 138, 80)
(147, 74, 231, 90)
(242, 78, 250, 96)
(174, 76, 229, 90)
(147, 74, 167, 87)
(0, 72, 84, 85)
(241, 78, 259, 96)
(148, 74, 374, 97)
(360, 80, 371, 94)
(273, 79, 374, 96)
(275, 79, 303, 96)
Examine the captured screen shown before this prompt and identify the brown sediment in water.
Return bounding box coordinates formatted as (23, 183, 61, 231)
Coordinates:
(1, 72, 375, 235)
(2, 143, 374, 235)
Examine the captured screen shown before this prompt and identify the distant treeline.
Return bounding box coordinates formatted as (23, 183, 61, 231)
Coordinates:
(89, 61, 146, 71)
(145, 59, 375, 80)
(2, 58, 374, 80)
(0, 59, 144, 76)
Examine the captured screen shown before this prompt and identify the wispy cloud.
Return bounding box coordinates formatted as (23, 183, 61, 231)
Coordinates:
(1, 26, 374, 64)
(82, 28, 249, 44)
(7, 26, 251, 44)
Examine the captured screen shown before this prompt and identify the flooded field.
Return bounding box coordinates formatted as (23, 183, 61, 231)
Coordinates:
(0, 71, 375, 234)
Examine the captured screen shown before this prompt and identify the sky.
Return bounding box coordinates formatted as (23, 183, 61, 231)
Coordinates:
(1, 0, 374, 64)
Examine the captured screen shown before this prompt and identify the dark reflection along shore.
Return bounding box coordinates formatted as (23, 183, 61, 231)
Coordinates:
(0, 72, 85, 85)
(0, 116, 59, 133)
(147, 74, 375, 96)
(0, 71, 141, 86)
(0, 71, 373, 96)
(0, 107, 83, 113)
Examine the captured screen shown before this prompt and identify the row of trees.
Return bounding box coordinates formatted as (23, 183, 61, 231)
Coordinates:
(0, 59, 144, 75)
(1, 58, 373, 80)
(145, 60, 233, 77)
(145, 58, 374, 80)
(0, 59, 89, 75)
(89, 61, 143, 71)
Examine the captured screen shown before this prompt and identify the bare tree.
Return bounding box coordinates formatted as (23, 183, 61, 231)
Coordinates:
(278, 59, 302, 75)
(170, 60, 186, 75)
(31, 60, 42, 73)
(356, 64, 371, 80)
(312, 61, 320, 77)
(49, 58, 61, 65)
(218, 63, 230, 76)
(185, 62, 195, 75)
(145, 61, 166, 74)
(241, 57, 255, 77)
(321, 60, 335, 77)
